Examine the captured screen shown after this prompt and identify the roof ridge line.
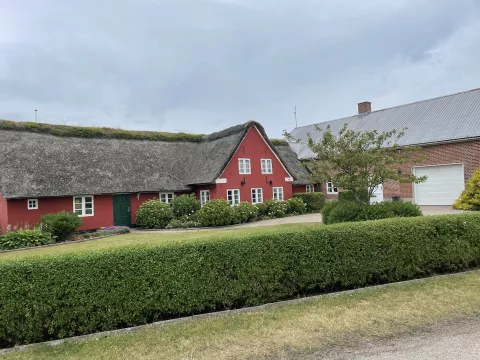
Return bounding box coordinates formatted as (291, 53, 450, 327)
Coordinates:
(293, 87, 480, 130)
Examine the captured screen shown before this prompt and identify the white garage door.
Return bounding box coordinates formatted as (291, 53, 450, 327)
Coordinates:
(413, 164, 464, 205)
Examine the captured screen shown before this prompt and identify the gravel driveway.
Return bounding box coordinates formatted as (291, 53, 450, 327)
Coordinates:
(298, 316, 480, 360)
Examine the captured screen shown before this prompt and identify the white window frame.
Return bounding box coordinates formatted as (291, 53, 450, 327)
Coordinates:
(273, 187, 284, 201)
(238, 158, 251, 174)
(73, 196, 94, 217)
(200, 190, 210, 206)
(261, 159, 273, 174)
(306, 184, 315, 193)
(327, 180, 338, 194)
(27, 198, 38, 210)
(227, 189, 241, 206)
(159, 192, 174, 204)
(251, 188, 263, 204)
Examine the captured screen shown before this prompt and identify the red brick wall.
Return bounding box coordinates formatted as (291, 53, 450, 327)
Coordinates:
(0, 193, 8, 234)
(217, 126, 293, 202)
(383, 140, 480, 201)
(323, 140, 480, 202)
(6, 195, 114, 232)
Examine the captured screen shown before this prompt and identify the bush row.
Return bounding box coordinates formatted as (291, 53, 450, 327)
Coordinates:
(0, 213, 479, 346)
(0, 212, 82, 251)
(322, 200, 422, 224)
(136, 193, 322, 229)
(292, 192, 324, 212)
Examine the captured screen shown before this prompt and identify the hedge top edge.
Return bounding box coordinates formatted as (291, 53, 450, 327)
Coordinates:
(0, 213, 478, 265)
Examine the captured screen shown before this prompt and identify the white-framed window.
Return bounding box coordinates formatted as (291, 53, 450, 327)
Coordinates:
(200, 190, 210, 206)
(238, 158, 251, 174)
(27, 199, 38, 210)
(306, 184, 315, 193)
(73, 196, 94, 217)
(251, 188, 263, 204)
(261, 159, 273, 174)
(273, 187, 284, 201)
(327, 180, 338, 194)
(160, 192, 174, 204)
(227, 189, 240, 206)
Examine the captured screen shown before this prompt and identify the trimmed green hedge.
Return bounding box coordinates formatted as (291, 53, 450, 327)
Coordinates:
(292, 192, 324, 212)
(322, 201, 422, 224)
(0, 213, 479, 346)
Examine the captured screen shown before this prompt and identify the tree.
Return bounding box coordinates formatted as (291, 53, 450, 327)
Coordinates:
(453, 168, 480, 210)
(286, 124, 427, 203)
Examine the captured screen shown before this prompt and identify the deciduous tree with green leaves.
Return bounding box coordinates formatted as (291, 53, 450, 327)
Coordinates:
(286, 124, 427, 203)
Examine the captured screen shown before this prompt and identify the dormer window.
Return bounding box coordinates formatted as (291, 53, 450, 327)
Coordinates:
(238, 158, 251, 174)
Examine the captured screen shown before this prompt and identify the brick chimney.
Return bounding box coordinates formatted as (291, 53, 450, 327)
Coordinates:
(358, 101, 371, 115)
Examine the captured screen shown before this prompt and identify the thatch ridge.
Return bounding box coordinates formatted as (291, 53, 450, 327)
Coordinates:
(1, 120, 311, 198)
(0, 120, 205, 143)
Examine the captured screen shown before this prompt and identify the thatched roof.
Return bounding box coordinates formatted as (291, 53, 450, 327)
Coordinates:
(0, 120, 307, 199)
(274, 145, 313, 186)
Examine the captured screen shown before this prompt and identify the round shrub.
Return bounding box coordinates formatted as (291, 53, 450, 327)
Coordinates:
(135, 200, 173, 229)
(453, 168, 480, 210)
(292, 192, 324, 212)
(381, 201, 422, 218)
(255, 203, 268, 217)
(338, 190, 356, 202)
(286, 197, 307, 215)
(171, 194, 201, 218)
(327, 201, 368, 224)
(0, 229, 52, 250)
(264, 200, 288, 218)
(40, 211, 82, 242)
(321, 201, 339, 224)
(196, 199, 233, 227)
(232, 202, 259, 224)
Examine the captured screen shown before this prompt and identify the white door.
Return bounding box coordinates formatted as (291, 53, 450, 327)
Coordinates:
(413, 164, 464, 205)
(370, 184, 384, 203)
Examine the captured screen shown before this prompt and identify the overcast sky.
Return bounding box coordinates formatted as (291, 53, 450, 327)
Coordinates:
(1, 0, 479, 137)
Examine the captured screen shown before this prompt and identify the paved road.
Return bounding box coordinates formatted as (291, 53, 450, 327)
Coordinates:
(298, 317, 480, 360)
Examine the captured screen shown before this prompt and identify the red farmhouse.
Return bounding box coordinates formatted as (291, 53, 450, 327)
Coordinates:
(0, 121, 313, 233)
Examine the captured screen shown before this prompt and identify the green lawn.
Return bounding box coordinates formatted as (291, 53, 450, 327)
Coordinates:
(3, 271, 479, 360)
(0, 223, 320, 262)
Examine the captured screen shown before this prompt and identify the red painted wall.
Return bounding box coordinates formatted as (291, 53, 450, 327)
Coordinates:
(0, 193, 8, 234)
(216, 126, 293, 202)
(5, 195, 114, 232)
(293, 185, 308, 194)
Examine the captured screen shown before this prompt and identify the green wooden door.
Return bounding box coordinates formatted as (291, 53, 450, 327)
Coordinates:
(113, 194, 131, 227)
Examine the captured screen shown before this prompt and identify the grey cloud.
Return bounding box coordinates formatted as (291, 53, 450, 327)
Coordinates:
(1, 0, 479, 136)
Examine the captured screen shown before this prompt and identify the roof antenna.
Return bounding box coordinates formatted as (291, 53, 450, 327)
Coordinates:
(294, 105, 298, 128)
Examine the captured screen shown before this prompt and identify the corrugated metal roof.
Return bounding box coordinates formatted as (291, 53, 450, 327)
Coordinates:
(289, 88, 480, 160)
